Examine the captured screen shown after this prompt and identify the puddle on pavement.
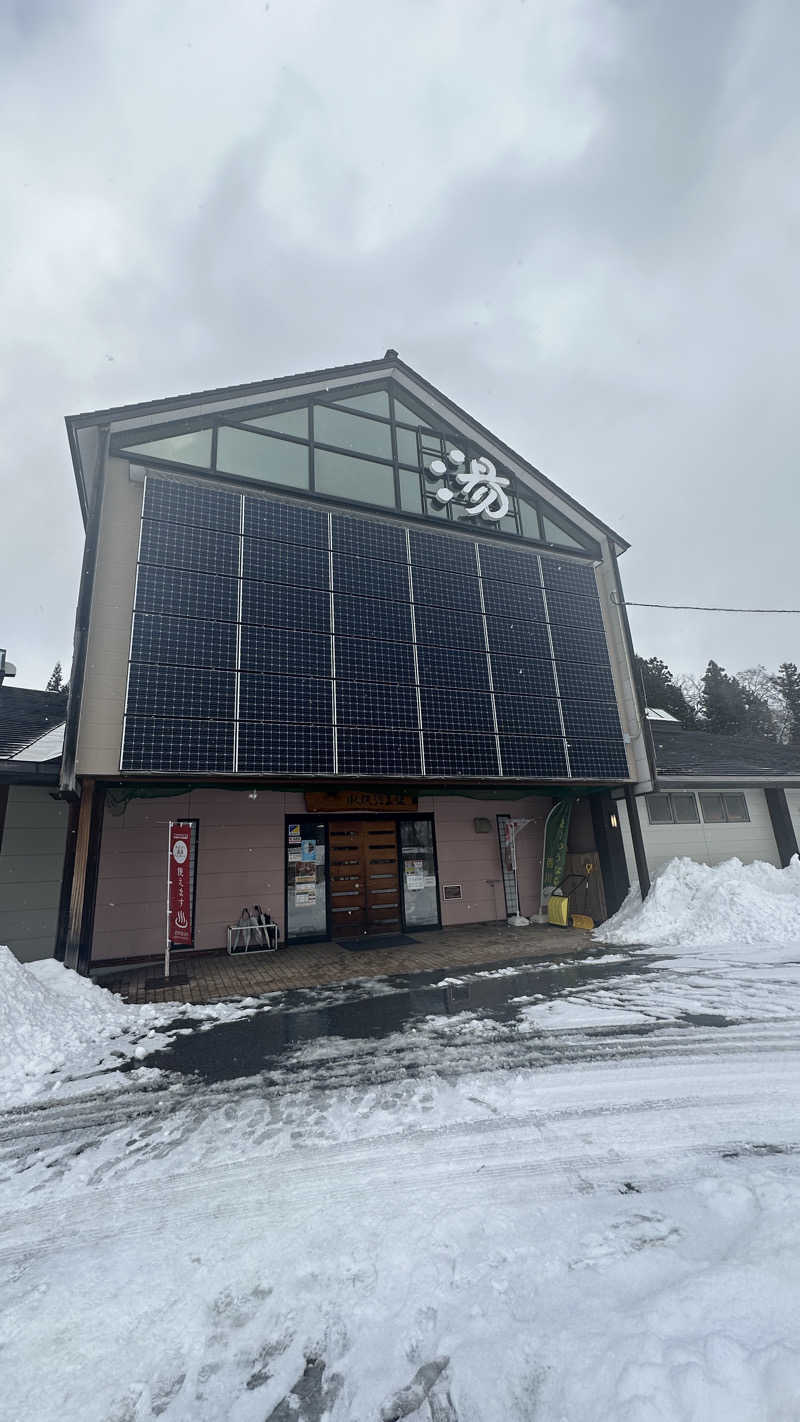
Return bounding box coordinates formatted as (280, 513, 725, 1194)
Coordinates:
(148, 951, 655, 1084)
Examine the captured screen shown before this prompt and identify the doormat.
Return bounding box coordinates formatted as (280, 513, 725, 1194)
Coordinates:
(336, 934, 419, 951)
(144, 973, 190, 988)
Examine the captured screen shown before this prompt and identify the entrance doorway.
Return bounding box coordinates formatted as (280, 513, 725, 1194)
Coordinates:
(329, 819, 401, 936)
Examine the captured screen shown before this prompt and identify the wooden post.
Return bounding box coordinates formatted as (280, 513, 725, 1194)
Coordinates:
(624, 786, 651, 901)
(62, 779, 105, 974)
(54, 797, 80, 962)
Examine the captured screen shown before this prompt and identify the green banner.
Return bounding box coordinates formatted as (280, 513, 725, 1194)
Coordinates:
(541, 799, 572, 905)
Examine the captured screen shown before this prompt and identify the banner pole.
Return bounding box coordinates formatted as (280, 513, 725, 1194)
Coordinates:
(166, 820, 172, 981)
(540, 802, 558, 915)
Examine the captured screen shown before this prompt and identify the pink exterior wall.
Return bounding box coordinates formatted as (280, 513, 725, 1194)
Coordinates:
(93, 788, 305, 962)
(92, 789, 553, 962)
(420, 794, 551, 924)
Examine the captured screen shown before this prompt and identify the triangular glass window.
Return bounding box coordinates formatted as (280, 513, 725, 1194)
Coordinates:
(541, 513, 587, 550)
(124, 430, 212, 467)
(393, 396, 427, 426)
(244, 408, 308, 439)
(330, 390, 390, 417)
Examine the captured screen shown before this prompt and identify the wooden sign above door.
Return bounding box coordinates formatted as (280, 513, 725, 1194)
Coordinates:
(305, 790, 418, 813)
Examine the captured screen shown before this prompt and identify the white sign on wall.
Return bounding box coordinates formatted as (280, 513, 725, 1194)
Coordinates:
(427, 448, 511, 521)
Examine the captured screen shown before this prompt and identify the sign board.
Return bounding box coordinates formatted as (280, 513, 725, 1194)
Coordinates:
(305, 790, 418, 813)
(168, 821, 195, 948)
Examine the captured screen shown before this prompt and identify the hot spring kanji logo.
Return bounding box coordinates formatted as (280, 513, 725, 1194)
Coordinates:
(427, 447, 510, 521)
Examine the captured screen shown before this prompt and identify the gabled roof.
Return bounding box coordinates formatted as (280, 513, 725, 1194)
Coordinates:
(65, 351, 629, 550)
(652, 725, 800, 782)
(0, 687, 68, 761)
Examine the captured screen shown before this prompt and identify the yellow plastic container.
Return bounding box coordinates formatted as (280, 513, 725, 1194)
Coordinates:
(547, 894, 570, 927)
(571, 913, 595, 931)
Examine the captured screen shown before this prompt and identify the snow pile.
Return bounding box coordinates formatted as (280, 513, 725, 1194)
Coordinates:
(0, 947, 170, 1104)
(598, 856, 800, 954)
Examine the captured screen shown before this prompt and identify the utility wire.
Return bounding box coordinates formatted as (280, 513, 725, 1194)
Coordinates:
(612, 596, 800, 614)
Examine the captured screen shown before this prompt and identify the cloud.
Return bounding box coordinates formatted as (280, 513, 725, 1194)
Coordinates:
(1, 0, 799, 688)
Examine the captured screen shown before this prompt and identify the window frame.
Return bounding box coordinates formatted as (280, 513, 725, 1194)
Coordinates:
(645, 791, 700, 825)
(699, 791, 750, 824)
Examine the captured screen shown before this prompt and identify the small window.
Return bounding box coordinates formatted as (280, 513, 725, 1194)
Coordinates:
(216, 426, 309, 487)
(314, 448, 395, 506)
(518, 499, 542, 540)
(393, 397, 425, 425)
(399, 468, 423, 513)
(396, 427, 419, 466)
(124, 429, 212, 468)
(646, 793, 674, 824)
(244, 407, 309, 439)
(672, 794, 700, 824)
(314, 405, 392, 459)
(722, 793, 749, 823)
(699, 794, 725, 823)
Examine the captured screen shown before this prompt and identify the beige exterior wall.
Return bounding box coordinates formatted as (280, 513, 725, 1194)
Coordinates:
(75, 455, 142, 776)
(0, 786, 68, 962)
(92, 790, 552, 962)
(618, 788, 781, 886)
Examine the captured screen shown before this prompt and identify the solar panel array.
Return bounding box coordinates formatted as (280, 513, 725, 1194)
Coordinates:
(122, 477, 629, 778)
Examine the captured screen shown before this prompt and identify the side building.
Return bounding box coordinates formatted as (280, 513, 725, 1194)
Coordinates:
(58, 352, 652, 973)
(0, 686, 69, 962)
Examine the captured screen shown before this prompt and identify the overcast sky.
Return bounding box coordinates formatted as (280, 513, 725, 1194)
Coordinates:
(2, 0, 798, 691)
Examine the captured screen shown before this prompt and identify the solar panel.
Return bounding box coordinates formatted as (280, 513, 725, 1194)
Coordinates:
(334, 635, 416, 687)
(409, 528, 477, 575)
(244, 495, 327, 547)
(423, 732, 500, 777)
(489, 651, 557, 699)
(135, 564, 239, 623)
(420, 685, 495, 732)
(130, 612, 237, 670)
(484, 614, 552, 661)
(561, 698, 623, 740)
(333, 552, 411, 601)
(334, 593, 413, 643)
(482, 577, 545, 625)
(124, 479, 628, 783)
(331, 513, 407, 564)
(144, 478, 241, 533)
(125, 664, 236, 721)
(139, 519, 240, 579)
(337, 727, 422, 775)
(499, 735, 568, 777)
(566, 739, 629, 778)
(415, 644, 491, 692)
(243, 537, 329, 589)
(477, 542, 540, 588)
(122, 716, 234, 772)
(239, 625, 332, 678)
(240, 581, 330, 633)
(414, 604, 487, 653)
(238, 673, 334, 724)
(493, 693, 562, 737)
(336, 680, 419, 729)
(410, 565, 483, 614)
(238, 722, 334, 773)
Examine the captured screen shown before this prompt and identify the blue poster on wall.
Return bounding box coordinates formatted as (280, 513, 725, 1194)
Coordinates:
(301, 838, 316, 862)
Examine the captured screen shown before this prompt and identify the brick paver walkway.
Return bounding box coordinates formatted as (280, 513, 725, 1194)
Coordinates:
(99, 921, 591, 1005)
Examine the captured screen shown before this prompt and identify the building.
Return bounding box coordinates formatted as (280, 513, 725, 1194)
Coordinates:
(0, 686, 69, 962)
(618, 709, 800, 883)
(57, 352, 654, 973)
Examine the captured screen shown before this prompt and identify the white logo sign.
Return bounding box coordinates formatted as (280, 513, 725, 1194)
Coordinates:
(427, 448, 510, 521)
(172, 840, 188, 864)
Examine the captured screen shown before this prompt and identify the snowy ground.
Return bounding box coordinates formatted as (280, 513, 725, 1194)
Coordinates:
(2, 860, 800, 1420)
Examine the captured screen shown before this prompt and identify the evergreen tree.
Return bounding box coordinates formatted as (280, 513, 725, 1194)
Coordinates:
(634, 655, 696, 726)
(775, 662, 800, 745)
(699, 660, 753, 736)
(45, 661, 66, 694)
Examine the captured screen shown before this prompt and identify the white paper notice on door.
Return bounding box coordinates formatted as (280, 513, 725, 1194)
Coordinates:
(295, 887, 317, 906)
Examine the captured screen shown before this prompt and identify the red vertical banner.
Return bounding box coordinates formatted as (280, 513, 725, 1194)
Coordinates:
(168, 821, 194, 947)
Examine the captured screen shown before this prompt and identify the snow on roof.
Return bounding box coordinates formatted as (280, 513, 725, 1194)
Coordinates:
(645, 707, 681, 722)
(11, 722, 66, 763)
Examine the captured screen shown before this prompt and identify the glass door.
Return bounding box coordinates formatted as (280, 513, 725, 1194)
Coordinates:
(399, 818, 439, 928)
(286, 819, 328, 941)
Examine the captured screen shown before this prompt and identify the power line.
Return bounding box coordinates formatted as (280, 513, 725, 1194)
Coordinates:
(612, 596, 800, 614)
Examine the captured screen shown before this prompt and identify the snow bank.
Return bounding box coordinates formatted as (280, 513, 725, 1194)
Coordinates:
(597, 856, 800, 955)
(0, 947, 170, 1105)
